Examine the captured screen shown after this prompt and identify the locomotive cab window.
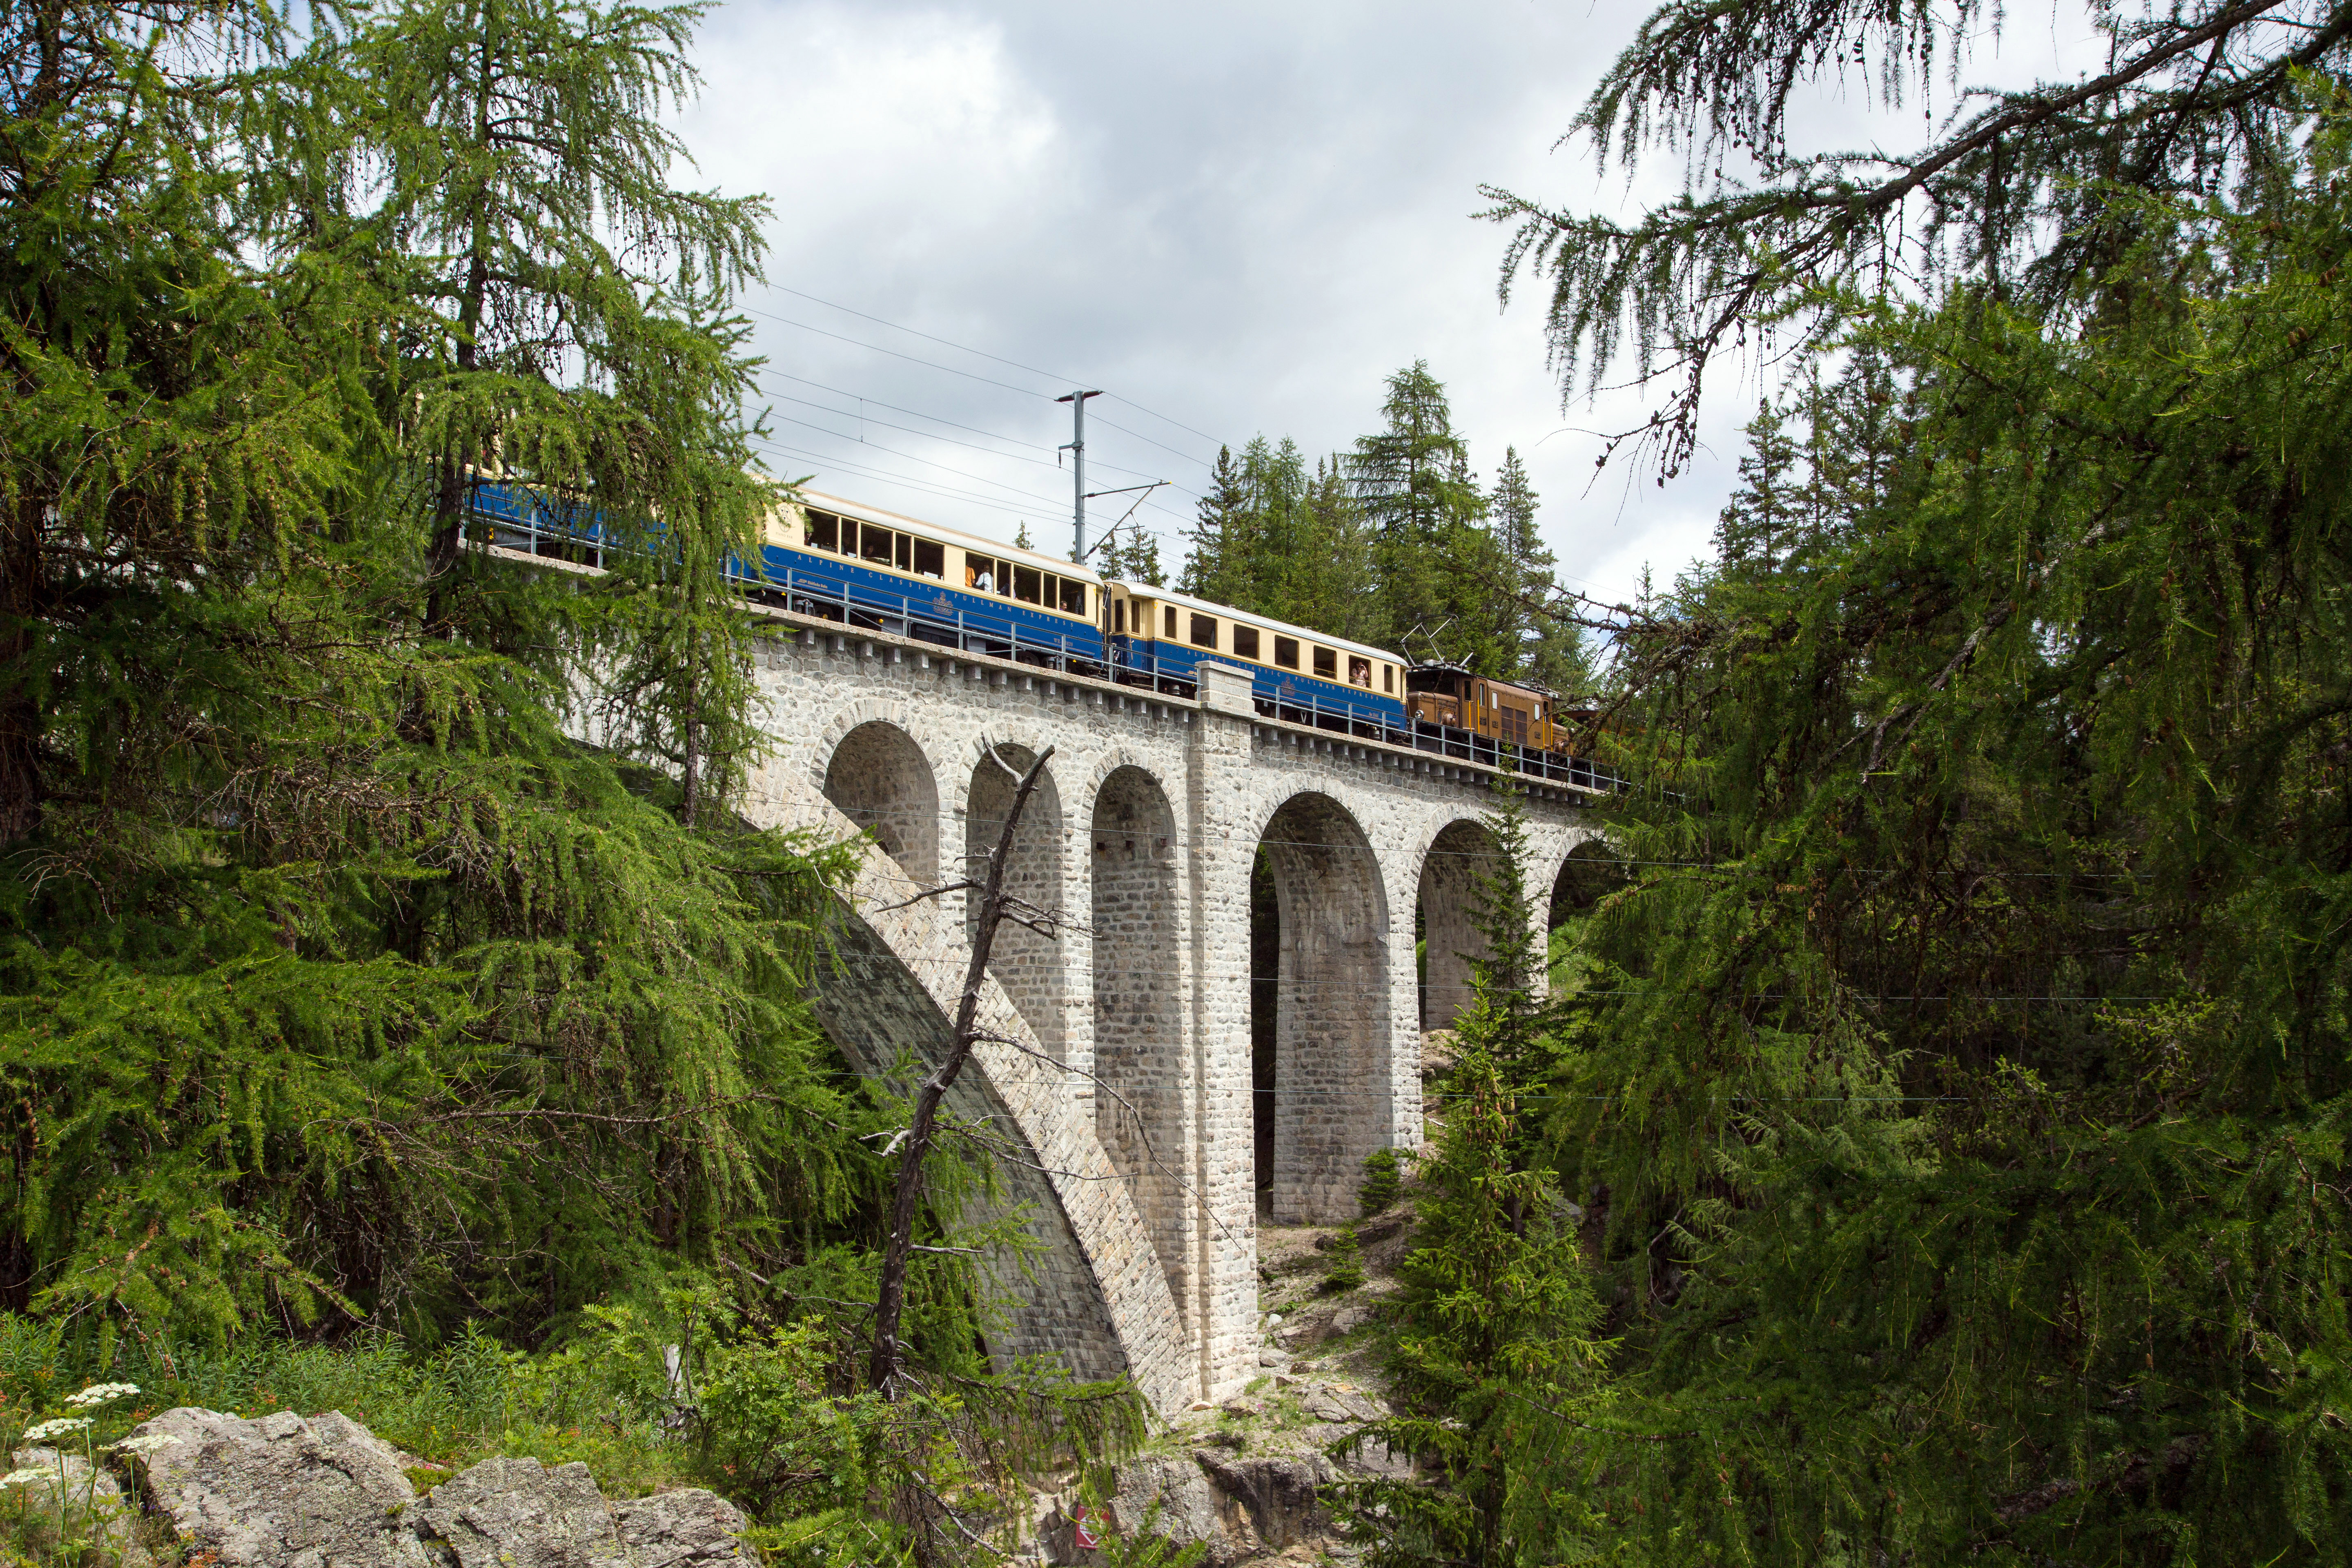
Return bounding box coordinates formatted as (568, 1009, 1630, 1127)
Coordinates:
(1383, 664, 1394, 693)
(805, 512, 839, 552)
(1190, 614, 1218, 649)
(913, 540, 944, 579)
(1312, 646, 1337, 680)
(1232, 626, 1260, 660)
(1060, 578, 1088, 615)
(1274, 636, 1299, 669)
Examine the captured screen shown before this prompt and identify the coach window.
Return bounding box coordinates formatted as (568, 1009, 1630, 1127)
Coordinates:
(1274, 636, 1299, 669)
(1313, 646, 1338, 680)
(1189, 614, 1218, 649)
(913, 540, 944, 579)
(966, 555, 996, 592)
(895, 533, 913, 570)
(1114, 598, 1126, 634)
(1060, 578, 1088, 615)
(1232, 625, 1260, 660)
(1164, 606, 1178, 639)
(804, 512, 838, 552)
(1383, 664, 1394, 693)
(1013, 566, 1043, 604)
(860, 526, 893, 566)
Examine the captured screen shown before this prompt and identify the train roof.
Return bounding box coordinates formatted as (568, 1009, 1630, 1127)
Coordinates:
(1105, 580, 1406, 668)
(778, 488, 1104, 585)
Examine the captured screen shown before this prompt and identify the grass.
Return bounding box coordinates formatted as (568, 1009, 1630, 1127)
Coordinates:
(0, 1314, 697, 1564)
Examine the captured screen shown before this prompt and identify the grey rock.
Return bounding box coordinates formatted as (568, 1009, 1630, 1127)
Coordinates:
(612, 1489, 752, 1568)
(1303, 1390, 1355, 1424)
(129, 1406, 429, 1568)
(415, 1456, 626, 1568)
(1194, 1451, 1333, 1552)
(1108, 1454, 1229, 1551)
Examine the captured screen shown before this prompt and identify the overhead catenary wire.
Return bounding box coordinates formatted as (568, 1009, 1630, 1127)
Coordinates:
(761, 283, 1227, 459)
(757, 369, 1206, 504)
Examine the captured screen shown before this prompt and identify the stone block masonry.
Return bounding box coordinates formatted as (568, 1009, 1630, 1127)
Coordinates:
(739, 615, 1604, 1412)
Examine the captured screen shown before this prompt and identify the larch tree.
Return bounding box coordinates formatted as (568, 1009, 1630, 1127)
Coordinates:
(1492, 2, 2352, 1561)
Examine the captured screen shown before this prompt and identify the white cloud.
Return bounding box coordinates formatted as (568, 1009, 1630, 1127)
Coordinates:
(674, 0, 2105, 613)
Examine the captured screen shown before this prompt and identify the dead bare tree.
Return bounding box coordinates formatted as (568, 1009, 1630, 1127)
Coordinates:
(869, 741, 1056, 1399)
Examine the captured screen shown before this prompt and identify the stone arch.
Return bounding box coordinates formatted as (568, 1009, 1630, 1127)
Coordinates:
(966, 742, 1068, 1061)
(1254, 791, 1391, 1225)
(1089, 765, 1188, 1323)
(1549, 833, 1625, 928)
(1417, 818, 1501, 1035)
(738, 754, 1191, 1414)
(822, 720, 939, 886)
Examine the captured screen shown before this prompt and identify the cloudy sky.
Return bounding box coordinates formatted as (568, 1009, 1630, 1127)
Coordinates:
(676, 2, 2100, 610)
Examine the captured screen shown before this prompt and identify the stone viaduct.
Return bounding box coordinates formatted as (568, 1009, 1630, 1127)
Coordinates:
(727, 602, 1609, 1417)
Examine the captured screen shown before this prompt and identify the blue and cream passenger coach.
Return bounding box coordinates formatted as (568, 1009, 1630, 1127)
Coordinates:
(1099, 582, 1407, 738)
(746, 491, 1108, 673)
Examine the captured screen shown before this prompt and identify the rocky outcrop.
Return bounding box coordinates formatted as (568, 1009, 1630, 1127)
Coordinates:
(81, 1408, 747, 1568)
(131, 1408, 432, 1568)
(414, 1455, 633, 1568)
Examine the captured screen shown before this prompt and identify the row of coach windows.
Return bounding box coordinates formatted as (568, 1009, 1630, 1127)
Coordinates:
(1137, 601, 1390, 691)
(965, 554, 1089, 616)
(803, 511, 947, 580)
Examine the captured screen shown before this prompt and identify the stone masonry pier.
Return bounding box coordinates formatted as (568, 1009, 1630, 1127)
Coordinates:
(731, 599, 1605, 1414)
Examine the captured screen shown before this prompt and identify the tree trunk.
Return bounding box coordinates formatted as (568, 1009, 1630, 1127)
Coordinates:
(867, 744, 1054, 1398)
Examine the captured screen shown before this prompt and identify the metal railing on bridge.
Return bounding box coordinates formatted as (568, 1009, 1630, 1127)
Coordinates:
(469, 491, 1624, 796)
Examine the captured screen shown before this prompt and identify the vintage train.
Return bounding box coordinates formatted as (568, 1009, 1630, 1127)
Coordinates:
(468, 480, 1613, 789)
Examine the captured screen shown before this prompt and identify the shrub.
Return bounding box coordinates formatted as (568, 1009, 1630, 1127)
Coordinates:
(1359, 1148, 1405, 1216)
(1320, 1225, 1366, 1294)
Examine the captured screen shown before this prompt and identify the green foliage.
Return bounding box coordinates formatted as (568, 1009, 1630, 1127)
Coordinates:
(1178, 374, 1585, 686)
(1319, 1225, 1366, 1294)
(1358, 1148, 1404, 1218)
(0, 0, 918, 1366)
(1526, 54, 2352, 1568)
(1336, 1031, 1604, 1568)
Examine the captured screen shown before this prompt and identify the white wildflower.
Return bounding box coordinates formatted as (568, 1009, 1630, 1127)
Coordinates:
(0, 1469, 52, 1487)
(108, 1434, 181, 1457)
(20, 1417, 93, 1441)
(63, 1381, 140, 1409)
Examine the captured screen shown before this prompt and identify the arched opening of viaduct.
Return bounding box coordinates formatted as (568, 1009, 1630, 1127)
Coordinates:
(1417, 818, 1501, 1035)
(966, 744, 1066, 1062)
(1089, 766, 1187, 1324)
(822, 720, 938, 886)
(1252, 792, 1390, 1225)
(1550, 837, 1626, 930)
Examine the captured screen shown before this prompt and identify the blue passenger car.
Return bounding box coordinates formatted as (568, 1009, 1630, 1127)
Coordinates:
(1099, 582, 1410, 739)
(739, 492, 1110, 673)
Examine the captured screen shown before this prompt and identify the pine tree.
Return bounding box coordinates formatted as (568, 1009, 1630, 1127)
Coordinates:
(1180, 444, 1249, 600)
(1521, 13, 2352, 1557)
(1102, 525, 1166, 587)
(1713, 401, 1804, 573)
(347, 0, 778, 823)
(1338, 1015, 1601, 1568)
(0, 0, 884, 1349)
(1013, 521, 1033, 551)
